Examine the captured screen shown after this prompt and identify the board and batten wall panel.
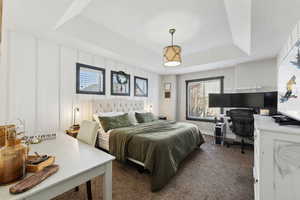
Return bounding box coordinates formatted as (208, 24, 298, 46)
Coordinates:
(60, 46, 77, 130)
(8, 32, 37, 133)
(2, 31, 160, 134)
(36, 40, 60, 131)
(0, 29, 9, 122)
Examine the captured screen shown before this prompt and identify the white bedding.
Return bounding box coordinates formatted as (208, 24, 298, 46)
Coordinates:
(97, 129, 111, 151)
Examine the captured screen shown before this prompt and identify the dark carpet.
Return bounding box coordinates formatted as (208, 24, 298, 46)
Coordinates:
(53, 136, 254, 200)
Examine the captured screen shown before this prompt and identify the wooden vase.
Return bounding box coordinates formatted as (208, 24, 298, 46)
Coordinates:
(0, 125, 27, 185)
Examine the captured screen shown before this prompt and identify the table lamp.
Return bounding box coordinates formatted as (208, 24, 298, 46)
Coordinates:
(72, 107, 80, 130)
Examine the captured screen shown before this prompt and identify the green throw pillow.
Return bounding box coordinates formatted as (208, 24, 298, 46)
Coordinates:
(135, 112, 156, 123)
(99, 113, 133, 132)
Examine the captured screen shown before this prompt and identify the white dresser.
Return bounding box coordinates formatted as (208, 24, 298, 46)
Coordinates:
(254, 115, 300, 200)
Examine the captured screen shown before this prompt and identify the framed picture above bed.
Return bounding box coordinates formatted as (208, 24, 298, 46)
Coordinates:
(134, 76, 148, 97)
(111, 71, 130, 96)
(76, 63, 105, 95)
(164, 82, 171, 98)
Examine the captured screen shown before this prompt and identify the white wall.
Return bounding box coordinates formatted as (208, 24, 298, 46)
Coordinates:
(235, 58, 278, 92)
(277, 20, 300, 65)
(175, 58, 277, 135)
(0, 31, 160, 134)
(176, 67, 236, 134)
(159, 75, 177, 120)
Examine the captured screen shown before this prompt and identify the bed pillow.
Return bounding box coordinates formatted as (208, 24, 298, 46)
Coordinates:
(96, 112, 124, 117)
(93, 112, 124, 125)
(99, 113, 133, 132)
(127, 111, 138, 125)
(93, 114, 101, 124)
(93, 112, 124, 131)
(135, 112, 156, 123)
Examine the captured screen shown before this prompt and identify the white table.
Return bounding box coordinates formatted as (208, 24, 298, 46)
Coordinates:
(0, 132, 115, 200)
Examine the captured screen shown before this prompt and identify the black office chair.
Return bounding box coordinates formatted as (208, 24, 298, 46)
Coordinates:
(228, 109, 254, 154)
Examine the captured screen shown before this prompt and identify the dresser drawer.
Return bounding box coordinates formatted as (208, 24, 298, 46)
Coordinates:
(253, 167, 259, 200)
(254, 179, 259, 200)
(254, 130, 260, 167)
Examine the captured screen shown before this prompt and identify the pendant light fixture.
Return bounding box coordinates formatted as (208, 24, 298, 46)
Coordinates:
(163, 28, 182, 67)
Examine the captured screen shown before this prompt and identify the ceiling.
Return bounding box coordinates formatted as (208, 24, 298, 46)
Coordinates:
(5, 0, 300, 74)
(82, 0, 233, 56)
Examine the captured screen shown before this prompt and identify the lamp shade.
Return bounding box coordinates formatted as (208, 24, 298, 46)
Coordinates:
(163, 45, 182, 67)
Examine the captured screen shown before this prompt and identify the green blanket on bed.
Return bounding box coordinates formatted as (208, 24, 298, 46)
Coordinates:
(109, 120, 205, 191)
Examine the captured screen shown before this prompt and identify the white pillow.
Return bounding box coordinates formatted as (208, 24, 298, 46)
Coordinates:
(128, 111, 138, 125)
(94, 112, 124, 120)
(99, 112, 124, 117)
(93, 114, 101, 124)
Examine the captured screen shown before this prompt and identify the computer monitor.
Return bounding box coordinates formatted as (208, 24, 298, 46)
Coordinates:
(209, 94, 231, 107)
(264, 92, 278, 108)
(209, 92, 277, 108)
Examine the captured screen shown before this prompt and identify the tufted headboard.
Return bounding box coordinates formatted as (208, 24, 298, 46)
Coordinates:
(91, 99, 145, 114)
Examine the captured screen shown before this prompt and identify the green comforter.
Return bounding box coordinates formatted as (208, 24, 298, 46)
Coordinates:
(109, 120, 205, 191)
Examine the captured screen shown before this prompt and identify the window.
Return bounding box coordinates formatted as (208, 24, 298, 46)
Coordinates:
(186, 76, 224, 122)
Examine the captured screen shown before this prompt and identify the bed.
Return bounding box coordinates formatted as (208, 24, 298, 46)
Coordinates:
(92, 99, 205, 191)
(93, 99, 147, 166)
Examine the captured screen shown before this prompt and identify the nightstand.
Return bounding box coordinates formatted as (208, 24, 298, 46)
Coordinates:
(66, 129, 79, 138)
(159, 116, 167, 120)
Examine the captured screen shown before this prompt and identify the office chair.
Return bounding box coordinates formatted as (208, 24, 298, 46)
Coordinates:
(228, 109, 254, 154)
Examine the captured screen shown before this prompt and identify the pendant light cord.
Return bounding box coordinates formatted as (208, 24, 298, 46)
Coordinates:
(169, 29, 176, 47)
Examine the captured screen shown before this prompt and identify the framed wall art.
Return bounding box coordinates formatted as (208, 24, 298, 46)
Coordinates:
(111, 71, 130, 96)
(164, 82, 171, 98)
(76, 63, 105, 95)
(134, 76, 148, 97)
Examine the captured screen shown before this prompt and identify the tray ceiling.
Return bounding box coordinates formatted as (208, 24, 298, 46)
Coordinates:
(5, 0, 300, 74)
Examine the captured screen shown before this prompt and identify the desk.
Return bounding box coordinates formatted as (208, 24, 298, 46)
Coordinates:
(0, 132, 115, 200)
